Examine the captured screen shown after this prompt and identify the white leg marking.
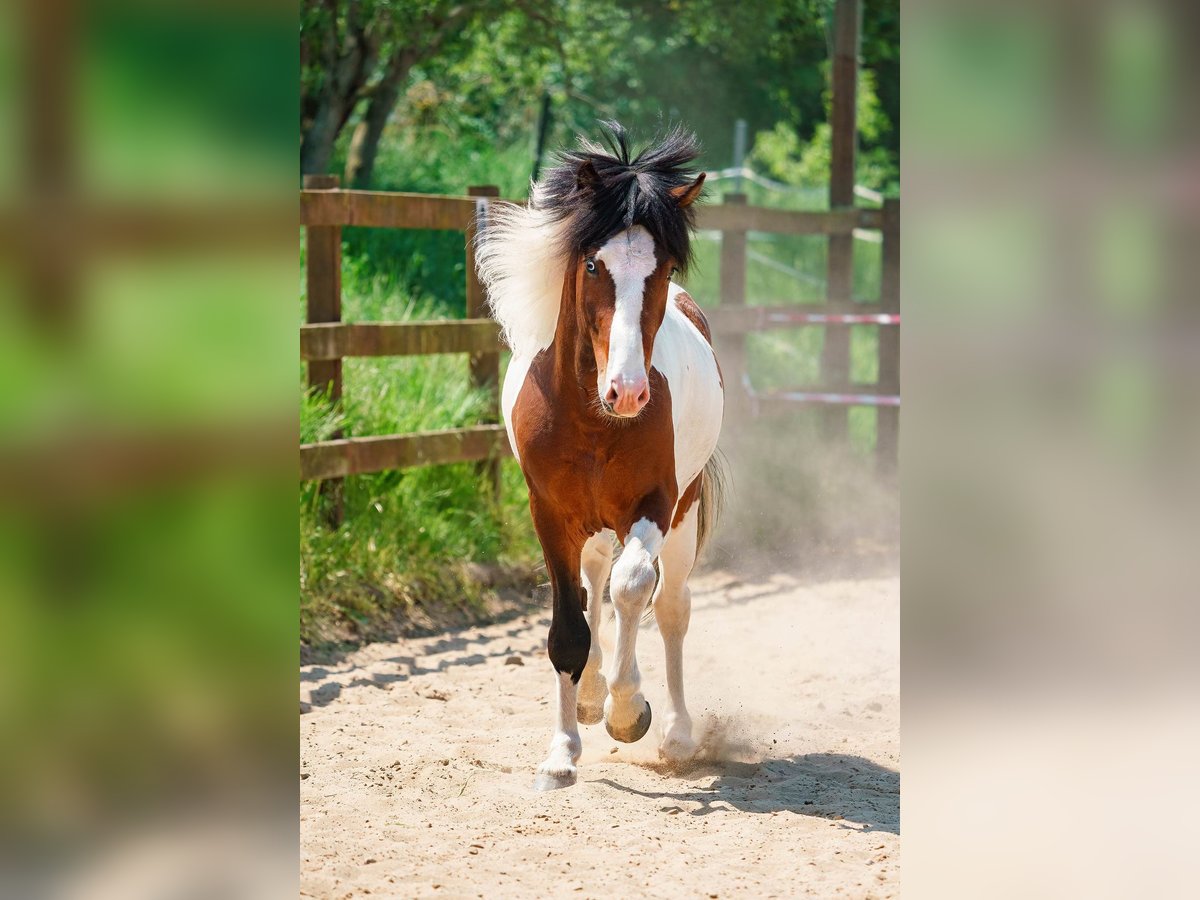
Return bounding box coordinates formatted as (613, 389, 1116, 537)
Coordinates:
(654, 503, 700, 761)
(536, 672, 582, 785)
(577, 532, 613, 725)
(604, 517, 664, 739)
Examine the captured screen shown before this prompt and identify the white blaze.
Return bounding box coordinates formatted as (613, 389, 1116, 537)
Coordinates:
(595, 226, 657, 395)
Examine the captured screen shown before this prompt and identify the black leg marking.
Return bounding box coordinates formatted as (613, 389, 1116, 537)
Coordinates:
(547, 594, 591, 683)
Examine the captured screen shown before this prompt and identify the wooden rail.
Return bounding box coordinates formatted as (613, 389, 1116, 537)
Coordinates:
(706, 303, 890, 333)
(300, 320, 501, 361)
(697, 204, 871, 235)
(301, 425, 510, 481)
(301, 188, 479, 230)
(300, 178, 506, 524)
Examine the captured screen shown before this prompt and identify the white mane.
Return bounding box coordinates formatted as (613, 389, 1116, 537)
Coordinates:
(474, 188, 568, 357)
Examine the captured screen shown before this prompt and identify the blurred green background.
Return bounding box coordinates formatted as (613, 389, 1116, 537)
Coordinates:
(0, 1, 297, 881)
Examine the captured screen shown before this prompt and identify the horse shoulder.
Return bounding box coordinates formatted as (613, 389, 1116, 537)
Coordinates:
(502, 352, 541, 465)
(653, 287, 725, 495)
(668, 284, 712, 345)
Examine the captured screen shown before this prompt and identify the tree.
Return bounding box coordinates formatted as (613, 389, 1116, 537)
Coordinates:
(300, 0, 899, 187)
(342, 4, 487, 187)
(301, 1, 483, 180)
(301, 0, 571, 186)
(300, 0, 380, 176)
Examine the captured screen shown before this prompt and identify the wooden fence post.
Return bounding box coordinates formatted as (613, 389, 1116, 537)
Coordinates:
(466, 185, 502, 504)
(718, 192, 749, 417)
(304, 173, 344, 526)
(821, 0, 861, 443)
(876, 198, 899, 474)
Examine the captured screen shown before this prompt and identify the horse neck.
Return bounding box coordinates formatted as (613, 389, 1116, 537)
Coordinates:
(548, 265, 599, 417)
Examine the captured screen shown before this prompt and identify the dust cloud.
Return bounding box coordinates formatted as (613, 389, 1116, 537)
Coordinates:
(703, 410, 899, 584)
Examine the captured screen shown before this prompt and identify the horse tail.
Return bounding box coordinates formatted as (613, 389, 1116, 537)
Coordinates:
(695, 448, 729, 557)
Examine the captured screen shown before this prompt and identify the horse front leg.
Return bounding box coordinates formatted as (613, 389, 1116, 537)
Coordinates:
(654, 502, 700, 761)
(530, 501, 589, 791)
(576, 531, 614, 725)
(604, 508, 668, 743)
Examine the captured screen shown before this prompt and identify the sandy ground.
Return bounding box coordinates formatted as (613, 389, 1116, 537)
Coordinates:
(300, 567, 899, 898)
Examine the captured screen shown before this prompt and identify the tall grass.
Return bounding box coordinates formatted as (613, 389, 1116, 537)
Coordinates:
(300, 277, 539, 649)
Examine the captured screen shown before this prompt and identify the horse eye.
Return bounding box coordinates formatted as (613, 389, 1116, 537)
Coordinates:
(585, 258, 596, 274)
(671, 266, 679, 276)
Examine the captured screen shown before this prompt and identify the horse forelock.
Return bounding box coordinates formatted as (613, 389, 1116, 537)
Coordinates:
(535, 121, 702, 273)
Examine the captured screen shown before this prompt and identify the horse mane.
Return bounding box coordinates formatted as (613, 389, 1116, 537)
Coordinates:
(475, 121, 703, 357)
(474, 198, 568, 356)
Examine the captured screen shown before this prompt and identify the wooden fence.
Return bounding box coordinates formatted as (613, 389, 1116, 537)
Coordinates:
(701, 191, 900, 470)
(300, 175, 505, 523)
(299, 178, 899, 520)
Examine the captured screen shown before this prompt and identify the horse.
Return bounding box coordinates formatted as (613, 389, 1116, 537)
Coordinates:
(476, 122, 725, 790)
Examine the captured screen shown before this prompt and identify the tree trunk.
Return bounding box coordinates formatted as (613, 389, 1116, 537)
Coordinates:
(300, 9, 377, 176)
(301, 94, 347, 175)
(344, 50, 416, 189)
(343, 3, 473, 188)
(343, 79, 399, 187)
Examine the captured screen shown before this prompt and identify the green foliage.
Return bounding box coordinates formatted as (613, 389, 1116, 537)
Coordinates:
(336, 134, 533, 309)
(750, 70, 899, 192)
(311, 0, 899, 178)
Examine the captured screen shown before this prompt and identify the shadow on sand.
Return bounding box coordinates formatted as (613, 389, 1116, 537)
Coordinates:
(300, 615, 554, 711)
(590, 752, 899, 834)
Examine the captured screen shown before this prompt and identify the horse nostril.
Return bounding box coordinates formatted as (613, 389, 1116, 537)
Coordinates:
(636, 386, 650, 407)
(605, 383, 620, 405)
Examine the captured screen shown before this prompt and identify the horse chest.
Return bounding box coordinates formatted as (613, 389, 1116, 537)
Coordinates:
(521, 422, 671, 508)
(509, 358, 677, 510)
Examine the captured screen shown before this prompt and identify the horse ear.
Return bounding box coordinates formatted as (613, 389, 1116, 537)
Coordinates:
(576, 160, 599, 191)
(670, 172, 706, 209)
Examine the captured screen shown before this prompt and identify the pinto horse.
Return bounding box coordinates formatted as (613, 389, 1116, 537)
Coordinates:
(476, 123, 724, 790)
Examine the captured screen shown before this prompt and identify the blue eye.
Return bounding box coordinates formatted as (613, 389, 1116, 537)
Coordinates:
(585, 258, 596, 273)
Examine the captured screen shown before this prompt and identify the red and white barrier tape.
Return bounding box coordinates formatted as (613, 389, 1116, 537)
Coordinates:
(740, 373, 899, 411)
(764, 311, 899, 326)
(772, 390, 900, 407)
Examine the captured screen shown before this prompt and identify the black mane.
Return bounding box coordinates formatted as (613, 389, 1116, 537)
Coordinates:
(536, 121, 703, 271)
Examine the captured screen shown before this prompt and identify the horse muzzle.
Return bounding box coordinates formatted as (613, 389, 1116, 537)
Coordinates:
(603, 372, 650, 417)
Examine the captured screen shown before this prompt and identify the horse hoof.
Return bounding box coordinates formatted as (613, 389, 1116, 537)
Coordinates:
(659, 733, 697, 762)
(577, 702, 604, 725)
(532, 771, 576, 791)
(605, 701, 652, 744)
(577, 673, 607, 725)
